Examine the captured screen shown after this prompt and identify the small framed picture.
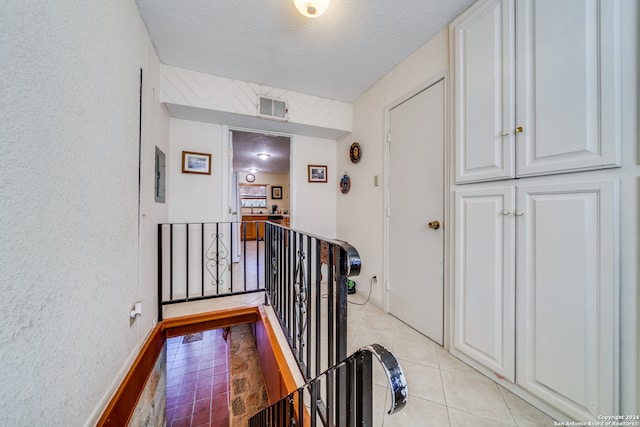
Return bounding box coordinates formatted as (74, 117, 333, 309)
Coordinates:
(182, 151, 211, 175)
(271, 186, 283, 199)
(308, 165, 327, 183)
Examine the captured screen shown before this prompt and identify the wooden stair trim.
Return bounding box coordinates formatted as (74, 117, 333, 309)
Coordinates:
(162, 306, 259, 337)
(96, 323, 165, 427)
(96, 305, 299, 427)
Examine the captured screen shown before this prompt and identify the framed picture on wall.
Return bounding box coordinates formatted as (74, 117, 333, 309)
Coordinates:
(182, 151, 212, 175)
(271, 186, 283, 199)
(308, 165, 327, 183)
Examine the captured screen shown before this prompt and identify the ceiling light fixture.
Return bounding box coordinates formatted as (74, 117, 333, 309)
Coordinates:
(293, 0, 330, 18)
(249, 168, 259, 174)
(257, 153, 271, 160)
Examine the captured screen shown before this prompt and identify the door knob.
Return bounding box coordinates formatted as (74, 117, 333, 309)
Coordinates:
(427, 221, 440, 230)
(516, 126, 524, 133)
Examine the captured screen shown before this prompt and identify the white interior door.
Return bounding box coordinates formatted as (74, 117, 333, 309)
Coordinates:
(387, 79, 445, 345)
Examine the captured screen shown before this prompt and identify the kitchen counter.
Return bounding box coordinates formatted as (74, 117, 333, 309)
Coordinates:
(241, 214, 290, 240)
(241, 213, 289, 218)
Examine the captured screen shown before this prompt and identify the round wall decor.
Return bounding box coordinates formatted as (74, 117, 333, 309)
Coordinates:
(246, 173, 255, 182)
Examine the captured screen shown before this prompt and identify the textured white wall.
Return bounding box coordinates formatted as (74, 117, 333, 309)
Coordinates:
(336, 30, 450, 307)
(168, 119, 226, 223)
(0, 1, 170, 425)
(290, 135, 338, 238)
(167, 120, 337, 238)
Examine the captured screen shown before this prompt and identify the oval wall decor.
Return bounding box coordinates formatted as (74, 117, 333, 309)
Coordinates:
(350, 142, 361, 163)
(340, 173, 351, 194)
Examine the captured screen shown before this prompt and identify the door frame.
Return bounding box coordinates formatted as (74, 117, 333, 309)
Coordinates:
(222, 125, 294, 221)
(383, 72, 451, 348)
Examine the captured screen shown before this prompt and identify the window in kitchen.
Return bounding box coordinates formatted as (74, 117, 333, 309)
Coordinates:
(240, 184, 267, 208)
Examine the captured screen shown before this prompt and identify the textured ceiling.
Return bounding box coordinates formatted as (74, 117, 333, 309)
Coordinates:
(135, 0, 475, 103)
(231, 130, 291, 175)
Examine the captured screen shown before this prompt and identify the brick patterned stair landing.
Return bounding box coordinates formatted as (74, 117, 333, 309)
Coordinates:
(166, 329, 230, 427)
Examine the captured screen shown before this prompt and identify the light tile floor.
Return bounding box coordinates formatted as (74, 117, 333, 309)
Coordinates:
(167, 291, 559, 426)
(345, 298, 558, 427)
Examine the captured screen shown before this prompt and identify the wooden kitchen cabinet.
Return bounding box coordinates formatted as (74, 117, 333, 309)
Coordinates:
(241, 215, 266, 241)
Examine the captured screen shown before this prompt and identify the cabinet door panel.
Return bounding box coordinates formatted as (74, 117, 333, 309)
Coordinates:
(516, 179, 618, 419)
(451, 0, 515, 183)
(454, 185, 515, 380)
(516, 0, 621, 176)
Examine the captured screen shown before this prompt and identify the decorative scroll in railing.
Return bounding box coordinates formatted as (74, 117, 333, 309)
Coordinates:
(157, 221, 268, 321)
(249, 344, 408, 427)
(264, 222, 361, 384)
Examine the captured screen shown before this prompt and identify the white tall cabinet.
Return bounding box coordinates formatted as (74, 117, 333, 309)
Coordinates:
(450, 0, 622, 421)
(454, 186, 516, 381)
(454, 179, 619, 419)
(515, 179, 618, 420)
(452, 0, 621, 184)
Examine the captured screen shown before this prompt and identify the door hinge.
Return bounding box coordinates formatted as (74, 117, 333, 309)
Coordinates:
(386, 206, 391, 217)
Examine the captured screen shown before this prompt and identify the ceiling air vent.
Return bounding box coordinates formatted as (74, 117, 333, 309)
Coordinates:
(258, 96, 287, 121)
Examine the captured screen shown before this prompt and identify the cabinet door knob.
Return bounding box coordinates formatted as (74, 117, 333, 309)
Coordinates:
(427, 220, 441, 230)
(515, 210, 525, 216)
(516, 126, 524, 133)
(502, 209, 510, 215)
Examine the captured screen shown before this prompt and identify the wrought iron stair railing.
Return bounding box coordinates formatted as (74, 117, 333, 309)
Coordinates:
(264, 222, 362, 383)
(157, 220, 374, 425)
(157, 221, 268, 320)
(249, 343, 408, 427)
(157, 221, 361, 385)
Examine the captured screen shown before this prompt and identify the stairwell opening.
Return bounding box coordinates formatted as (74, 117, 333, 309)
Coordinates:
(165, 325, 269, 427)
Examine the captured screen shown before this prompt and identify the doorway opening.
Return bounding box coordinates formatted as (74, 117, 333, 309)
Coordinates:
(229, 130, 291, 291)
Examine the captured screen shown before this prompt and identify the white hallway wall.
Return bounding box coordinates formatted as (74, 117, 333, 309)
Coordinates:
(290, 135, 338, 238)
(168, 121, 338, 238)
(169, 119, 226, 223)
(337, 2, 638, 416)
(0, 1, 170, 425)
